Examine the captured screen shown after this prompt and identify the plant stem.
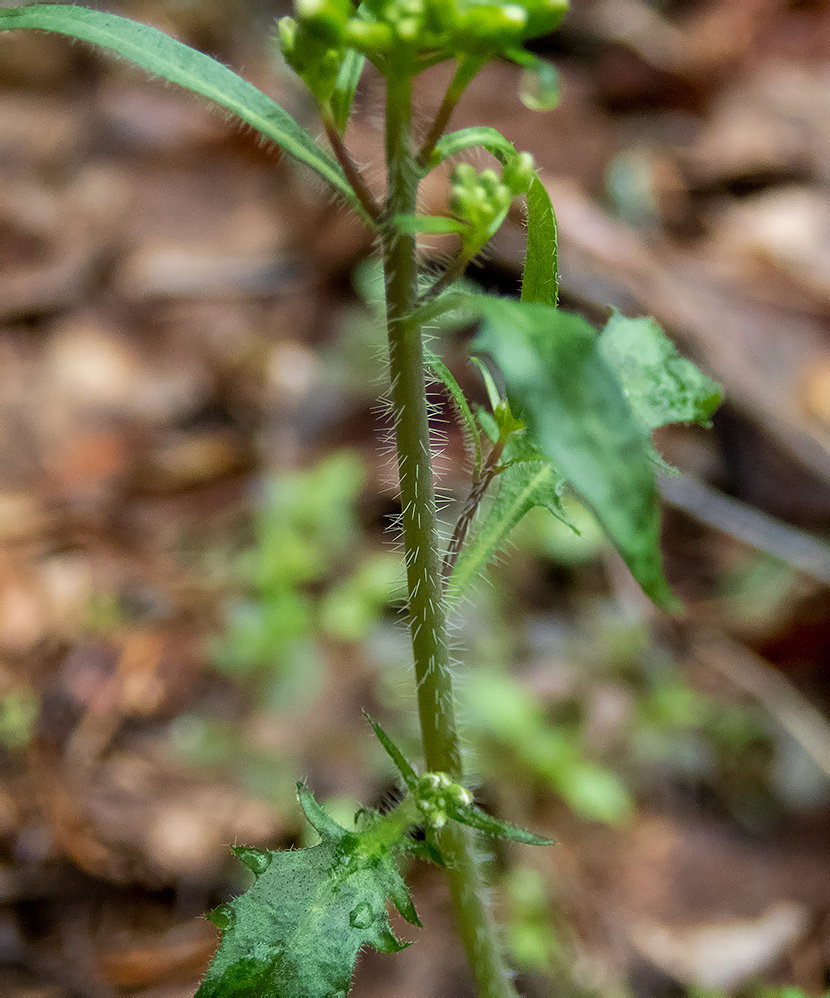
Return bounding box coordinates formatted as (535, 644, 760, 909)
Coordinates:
(322, 112, 381, 223)
(382, 70, 519, 998)
(443, 437, 506, 580)
(416, 56, 483, 168)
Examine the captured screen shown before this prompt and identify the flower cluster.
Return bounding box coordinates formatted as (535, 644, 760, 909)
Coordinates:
(414, 772, 473, 830)
(449, 154, 534, 252)
(279, 0, 567, 99)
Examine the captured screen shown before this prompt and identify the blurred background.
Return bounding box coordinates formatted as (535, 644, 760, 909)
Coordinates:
(0, 0, 829, 995)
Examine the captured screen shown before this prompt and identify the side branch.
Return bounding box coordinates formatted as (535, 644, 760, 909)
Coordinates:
(323, 116, 382, 223)
(442, 437, 505, 580)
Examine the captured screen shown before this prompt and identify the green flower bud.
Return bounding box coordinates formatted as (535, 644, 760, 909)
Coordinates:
(344, 18, 393, 53)
(502, 150, 535, 194)
(458, 3, 528, 50)
(278, 16, 343, 102)
(295, 0, 354, 45)
(522, 0, 568, 40)
(449, 783, 473, 806)
(431, 811, 447, 829)
(395, 16, 421, 41)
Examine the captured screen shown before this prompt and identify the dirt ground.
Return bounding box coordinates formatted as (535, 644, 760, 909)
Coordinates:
(0, 1, 829, 996)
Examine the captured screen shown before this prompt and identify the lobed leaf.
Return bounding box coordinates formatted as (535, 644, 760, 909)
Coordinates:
(197, 786, 418, 998)
(0, 4, 367, 220)
(473, 298, 680, 610)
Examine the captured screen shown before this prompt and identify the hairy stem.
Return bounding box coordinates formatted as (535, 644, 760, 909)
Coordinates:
(323, 112, 381, 223)
(382, 70, 519, 998)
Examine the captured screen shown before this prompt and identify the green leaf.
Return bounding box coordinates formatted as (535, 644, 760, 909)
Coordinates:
(0, 5, 367, 220)
(366, 715, 418, 791)
(428, 126, 520, 169)
(197, 785, 417, 998)
(425, 348, 482, 479)
(473, 298, 679, 610)
(331, 48, 365, 134)
(521, 175, 559, 307)
(448, 458, 571, 598)
(599, 312, 723, 430)
(449, 803, 554, 846)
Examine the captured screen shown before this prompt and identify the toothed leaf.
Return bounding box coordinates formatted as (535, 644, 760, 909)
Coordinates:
(197, 787, 417, 998)
(599, 312, 723, 430)
(473, 298, 680, 611)
(449, 459, 573, 598)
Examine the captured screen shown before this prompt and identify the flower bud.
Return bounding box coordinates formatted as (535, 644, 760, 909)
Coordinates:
(295, 0, 354, 45)
(458, 3, 528, 51)
(502, 151, 535, 194)
(522, 0, 568, 40)
(343, 18, 393, 53)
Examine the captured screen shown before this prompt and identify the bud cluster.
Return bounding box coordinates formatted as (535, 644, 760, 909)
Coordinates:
(278, 0, 567, 98)
(414, 771, 474, 830)
(449, 154, 534, 251)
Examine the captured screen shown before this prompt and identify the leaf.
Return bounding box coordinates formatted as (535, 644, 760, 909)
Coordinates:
(0, 4, 367, 220)
(521, 175, 559, 307)
(428, 126, 520, 170)
(197, 784, 418, 998)
(448, 460, 571, 598)
(473, 298, 679, 610)
(425, 348, 482, 479)
(366, 715, 418, 791)
(599, 312, 723, 430)
(449, 803, 554, 846)
(331, 48, 365, 134)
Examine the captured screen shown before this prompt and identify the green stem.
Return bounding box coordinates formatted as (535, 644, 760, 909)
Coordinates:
(382, 70, 519, 998)
(416, 56, 484, 168)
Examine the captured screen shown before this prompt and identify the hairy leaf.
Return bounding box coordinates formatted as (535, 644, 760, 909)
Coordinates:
(450, 803, 554, 845)
(0, 5, 366, 219)
(599, 312, 723, 430)
(197, 785, 417, 998)
(448, 458, 571, 598)
(428, 126, 519, 169)
(521, 175, 559, 307)
(474, 298, 679, 610)
(424, 348, 482, 479)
